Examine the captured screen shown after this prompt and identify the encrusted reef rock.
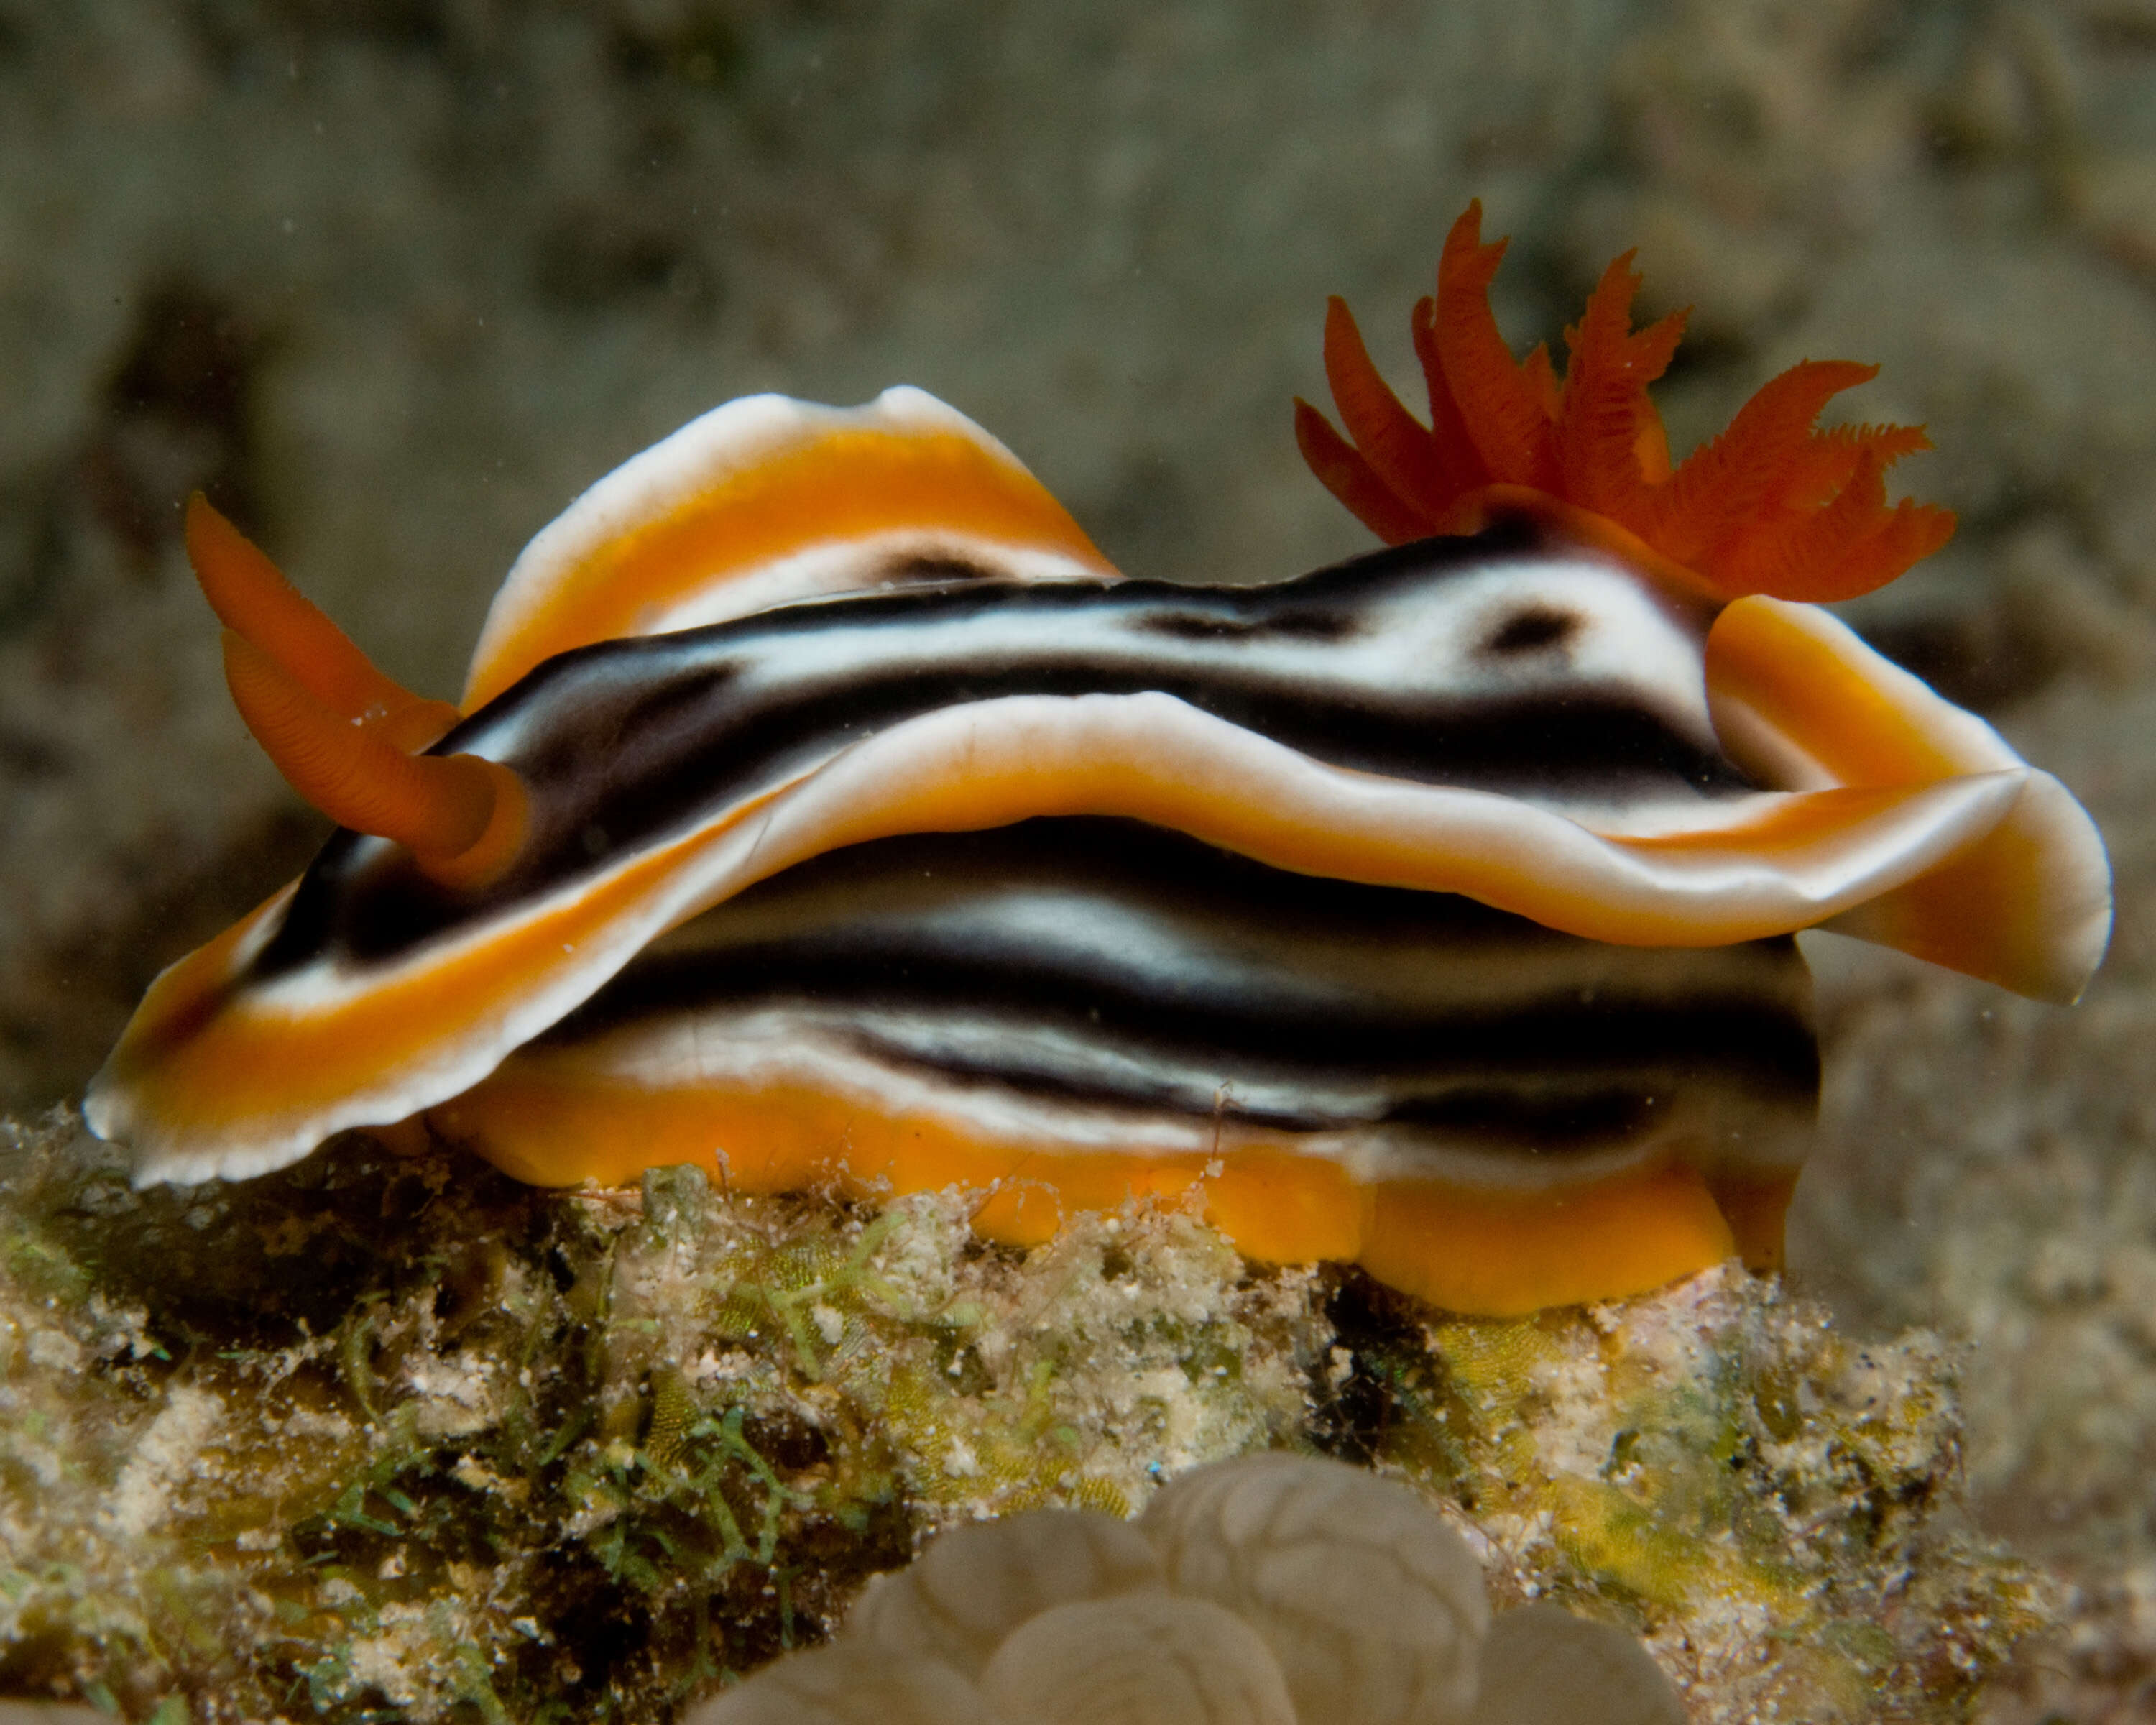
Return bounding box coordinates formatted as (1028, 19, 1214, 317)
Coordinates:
(0, 1114, 2050, 1723)
(1363, 1270, 2052, 1722)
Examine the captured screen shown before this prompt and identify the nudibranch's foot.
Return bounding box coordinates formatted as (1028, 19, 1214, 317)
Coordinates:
(394, 819, 1816, 1316)
(99, 809, 1820, 1317)
(422, 1071, 1795, 1317)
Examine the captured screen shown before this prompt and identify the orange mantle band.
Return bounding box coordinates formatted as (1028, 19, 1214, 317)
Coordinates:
(426, 1069, 1789, 1317)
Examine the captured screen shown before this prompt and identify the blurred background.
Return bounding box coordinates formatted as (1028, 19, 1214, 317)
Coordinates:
(2, 3, 2153, 1714)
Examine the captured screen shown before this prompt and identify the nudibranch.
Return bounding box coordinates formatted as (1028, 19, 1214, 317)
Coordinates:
(86, 205, 2110, 1315)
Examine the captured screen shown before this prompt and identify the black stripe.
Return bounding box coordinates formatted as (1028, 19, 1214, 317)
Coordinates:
(840, 1026, 1758, 1152)
(250, 520, 1738, 978)
(533, 820, 1819, 1130)
(559, 934, 1816, 1090)
(568, 960, 1819, 1116)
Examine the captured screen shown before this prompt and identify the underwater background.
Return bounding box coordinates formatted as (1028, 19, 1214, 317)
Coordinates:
(3, 1, 2155, 1719)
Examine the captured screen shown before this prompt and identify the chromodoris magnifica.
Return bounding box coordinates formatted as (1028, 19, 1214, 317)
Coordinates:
(85, 202, 2111, 1315)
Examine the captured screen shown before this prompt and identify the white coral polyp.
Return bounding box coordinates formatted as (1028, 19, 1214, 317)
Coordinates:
(1139, 1452, 1490, 1725)
(691, 1634, 1001, 1724)
(981, 1596, 1296, 1725)
(685, 1454, 1685, 1725)
(849, 1507, 1166, 1679)
(1467, 1604, 1687, 1725)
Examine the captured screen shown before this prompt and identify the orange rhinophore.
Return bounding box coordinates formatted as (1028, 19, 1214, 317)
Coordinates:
(186, 494, 526, 887)
(1295, 201, 1957, 602)
(185, 495, 463, 752)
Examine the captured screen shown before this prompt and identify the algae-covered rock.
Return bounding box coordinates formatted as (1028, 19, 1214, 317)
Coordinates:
(1327, 1266, 2057, 1723)
(0, 1115, 1322, 1723)
(0, 1112, 2050, 1723)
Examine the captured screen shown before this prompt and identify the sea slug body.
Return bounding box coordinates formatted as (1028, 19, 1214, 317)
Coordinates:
(85, 203, 2110, 1315)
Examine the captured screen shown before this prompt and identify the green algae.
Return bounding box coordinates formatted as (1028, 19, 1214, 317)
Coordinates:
(0, 1113, 2051, 1723)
